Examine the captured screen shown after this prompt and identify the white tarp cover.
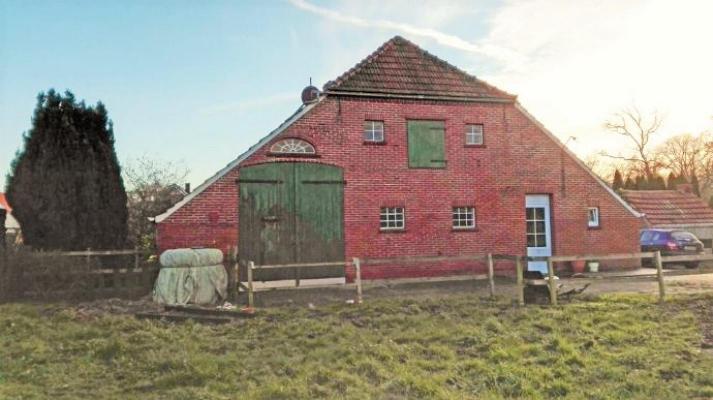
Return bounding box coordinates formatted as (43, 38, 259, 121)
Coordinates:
(153, 248, 228, 305)
(159, 248, 224, 268)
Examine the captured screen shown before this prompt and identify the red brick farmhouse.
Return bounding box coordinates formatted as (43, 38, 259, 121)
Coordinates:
(155, 36, 643, 279)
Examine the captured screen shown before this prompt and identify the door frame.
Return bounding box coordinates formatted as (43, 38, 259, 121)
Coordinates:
(525, 194, 553, 273)
(237, 161, 346, 280)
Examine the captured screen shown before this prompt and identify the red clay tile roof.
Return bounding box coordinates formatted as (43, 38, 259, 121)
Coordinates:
(620, 190, 713, 226)
(0, 193, 11, 213)
(323, 36, 516, 101)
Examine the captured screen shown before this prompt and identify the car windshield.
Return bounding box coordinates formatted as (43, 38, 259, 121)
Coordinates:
(672, 231, 697, 241)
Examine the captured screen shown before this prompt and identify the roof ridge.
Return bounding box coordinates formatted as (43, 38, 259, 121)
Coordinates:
(324, 36, 399, 91)
(392, 36, 516, 99)
(323, 35, 515, 100)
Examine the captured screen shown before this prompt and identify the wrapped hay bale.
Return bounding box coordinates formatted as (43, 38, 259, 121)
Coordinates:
(153, 248, 228, 306)
(159, 248, 223, 268)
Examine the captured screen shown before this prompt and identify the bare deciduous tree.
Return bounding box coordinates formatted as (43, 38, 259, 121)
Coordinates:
(123, 156, 190, 250)
(603, 106, 664, 181)
(656, 133, 705, 179)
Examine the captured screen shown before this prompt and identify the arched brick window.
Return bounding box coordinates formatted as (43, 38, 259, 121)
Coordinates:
(269, 138, 316, 155)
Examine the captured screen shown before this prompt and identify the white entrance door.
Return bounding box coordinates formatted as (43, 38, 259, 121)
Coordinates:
(526, 195, 552, 273)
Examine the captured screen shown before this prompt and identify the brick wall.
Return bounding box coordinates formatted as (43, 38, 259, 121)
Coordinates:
(157, 96, 642, 278)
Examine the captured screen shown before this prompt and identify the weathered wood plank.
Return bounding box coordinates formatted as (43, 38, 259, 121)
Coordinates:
(546, 252, 656, 262)
(547, 259, 557, 306)
(660, 254, 713, 263)
(362, 254, 488, 266)
(487, 253, 495, 298)
(354, 257, 363, 304)
(515, 256, 524, 306)
(254, 261, 349, 269)
(655, 251, 666, 303)
(247, 261, 255, 308)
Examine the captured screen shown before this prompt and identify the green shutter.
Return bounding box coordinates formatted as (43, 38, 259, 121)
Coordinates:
(408, 120, 446, 169)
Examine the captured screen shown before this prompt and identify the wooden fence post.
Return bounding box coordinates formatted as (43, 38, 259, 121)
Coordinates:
(353, 257, 363, 304)
(655, 251, 666, 303)
(133, 246, 140, 294)
(487, 253, 495, 299)
(516, 256, 525, 306)
(547, 258, 558, 306)
(234, 247, 240, 303)
(247, 261, 255, 309)
(227, 246, 237, 302)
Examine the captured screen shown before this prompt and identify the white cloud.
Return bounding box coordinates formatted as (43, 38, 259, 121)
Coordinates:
(290, 0, 713, 161)
(288, 0, 524, 65)
(481, 0, 713, 157)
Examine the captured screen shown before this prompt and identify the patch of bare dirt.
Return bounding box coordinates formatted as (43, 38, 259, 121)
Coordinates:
(60, 296, 163, 320)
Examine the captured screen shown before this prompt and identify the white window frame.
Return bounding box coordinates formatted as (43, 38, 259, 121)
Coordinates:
(364, 120, 385, 143)
(380, 207, 405, 230)
(270, 138, 316, 154)
(452, 206, 476, 229)
(465, 124, 484, 145)
(588, 207, 600, 228)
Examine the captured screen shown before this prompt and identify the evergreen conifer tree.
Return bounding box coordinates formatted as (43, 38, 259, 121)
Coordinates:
(624, 175, 636, 190)
(667, 172, 678, 190)
(635, 175, 647, 190)
(612, 169, 624, 191)
(6, 90, 128, 250)
(691, 174, 701, 196)
(650, 175, 666, 189)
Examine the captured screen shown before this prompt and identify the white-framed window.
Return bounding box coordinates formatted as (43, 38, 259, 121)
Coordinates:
(363, 120, 385, 143)
(452, 207, 476, 229)
(465, 124, 484, 145)
(380, 207, 404, 230)
(588, 207, 600, 228)
(270, 138, 316, 154)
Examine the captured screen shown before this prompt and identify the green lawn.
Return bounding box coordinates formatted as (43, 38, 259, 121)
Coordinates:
(1, 294, 713, 399)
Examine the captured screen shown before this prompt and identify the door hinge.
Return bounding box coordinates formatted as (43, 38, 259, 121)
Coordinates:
(301, 180, 347, 185)
(236, 179, 283, 184)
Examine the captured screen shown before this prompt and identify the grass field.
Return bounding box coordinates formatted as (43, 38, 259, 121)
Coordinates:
(1, 294, 713, 399)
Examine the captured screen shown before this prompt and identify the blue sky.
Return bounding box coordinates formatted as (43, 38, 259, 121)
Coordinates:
(2, 0, 712, 189)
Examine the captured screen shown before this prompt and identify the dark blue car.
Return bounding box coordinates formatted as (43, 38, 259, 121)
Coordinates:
(640, 229, 704, 268)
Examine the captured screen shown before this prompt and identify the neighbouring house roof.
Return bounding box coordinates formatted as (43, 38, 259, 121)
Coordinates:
(154, 36, 641, 223)
(0, 193, 20, 230)
(324, 36, 516, 102)
(620, 190, 713, 226)
(0, 193, 11, 213)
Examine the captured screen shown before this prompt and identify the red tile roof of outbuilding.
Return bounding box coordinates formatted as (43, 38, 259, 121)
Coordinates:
(620, 190, 713, 226)
(0, 193, 11, 213)
(323, 36, 516, 102)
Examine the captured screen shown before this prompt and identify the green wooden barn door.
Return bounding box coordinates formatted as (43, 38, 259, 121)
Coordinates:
(294, 163, 345, 278)
(239, 162, 344, 280)
(408, 120, 446, 169)
(238, 163, 293, 271)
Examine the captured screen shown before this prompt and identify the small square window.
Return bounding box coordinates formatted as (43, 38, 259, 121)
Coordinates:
(380, 207, 404, 230)
(588, 207, 600, 228)
(364, 121, 384, 143)
(465, 124, 484, 145)
(452, 207, 476, 229)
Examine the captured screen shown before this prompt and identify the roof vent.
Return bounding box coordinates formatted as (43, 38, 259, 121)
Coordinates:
(301, 78, 320, 104)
